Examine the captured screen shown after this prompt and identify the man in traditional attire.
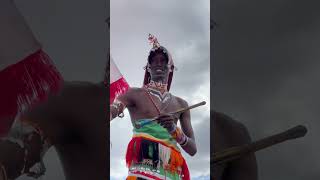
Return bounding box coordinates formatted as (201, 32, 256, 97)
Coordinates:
(110, 35, 197, 180)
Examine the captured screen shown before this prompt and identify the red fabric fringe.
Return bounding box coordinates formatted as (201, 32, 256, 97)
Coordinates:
(126, 137, 136, 167)
(125, 137, 190, 179)
(168, 149, 184, 173)
(182, 158, 190, 180)
(0, 49, 63, 137)
(132, 137, 142, 163)
(110, 77, 129, 104)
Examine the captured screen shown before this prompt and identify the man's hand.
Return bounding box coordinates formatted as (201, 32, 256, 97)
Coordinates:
(156, 113, 177, 133)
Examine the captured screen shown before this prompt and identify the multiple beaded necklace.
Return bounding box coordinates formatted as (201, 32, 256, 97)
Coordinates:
(144, 80, 172, 114)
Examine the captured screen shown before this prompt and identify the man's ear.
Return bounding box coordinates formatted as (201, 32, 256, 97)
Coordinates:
(168, 65, 174, 72)
(147, 65, 151, 72)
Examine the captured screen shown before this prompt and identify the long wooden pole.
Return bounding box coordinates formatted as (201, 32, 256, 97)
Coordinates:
(212, 125, 307, 165)
(135, 101, 206, 128)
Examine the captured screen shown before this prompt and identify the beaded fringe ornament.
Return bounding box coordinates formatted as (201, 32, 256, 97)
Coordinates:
(0, 49, 63, 137)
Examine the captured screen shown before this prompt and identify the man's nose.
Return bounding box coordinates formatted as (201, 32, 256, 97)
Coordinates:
(155, 59, 164, 66)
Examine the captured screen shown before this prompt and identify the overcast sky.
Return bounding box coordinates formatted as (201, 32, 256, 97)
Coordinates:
(212, 0, 320, 179)
(110, 0, 210, 179)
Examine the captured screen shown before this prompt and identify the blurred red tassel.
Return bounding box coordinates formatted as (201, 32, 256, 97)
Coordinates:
(126, 137, 135, 167)
(0, 49, 63, 137)
(182, 158, 190, 180)
(126, 137, 143, 167)
(132, 137, 142, 164)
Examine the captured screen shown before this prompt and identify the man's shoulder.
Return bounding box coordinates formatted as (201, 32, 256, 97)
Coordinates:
(213, 111, 252, 144)
(213, 111, 246, 130)
(125, 87, 145, 95)
(127, 87, 144, 92)
(171, 95, 188, 107)
(116, 87, 146, 103)
(60, 81, 103, 97)
(62, 81, 99, 90)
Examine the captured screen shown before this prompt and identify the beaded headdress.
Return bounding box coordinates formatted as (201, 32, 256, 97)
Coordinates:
(143, 34, 175, 91)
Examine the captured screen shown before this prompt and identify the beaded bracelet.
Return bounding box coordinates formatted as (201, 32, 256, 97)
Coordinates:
(111, 99, 126, 118)
(170, 126, 187, 145)
(180, 137, 189, 147)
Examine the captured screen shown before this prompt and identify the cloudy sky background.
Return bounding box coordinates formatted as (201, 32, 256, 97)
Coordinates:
(110, 0, 210, 179)
(212, 0, 320, 179)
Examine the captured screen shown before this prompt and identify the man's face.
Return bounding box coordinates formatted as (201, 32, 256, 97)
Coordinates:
(149, 53, 170, 82)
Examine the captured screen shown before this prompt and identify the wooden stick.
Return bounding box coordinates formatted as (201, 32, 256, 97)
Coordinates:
(151, 101, 206, 121)
(212, 125, 307, 165)
(135, 101, 206, 128)
(168, 101, 206, 116)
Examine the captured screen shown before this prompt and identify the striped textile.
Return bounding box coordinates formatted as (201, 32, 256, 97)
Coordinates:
(126, 120, 190, 180)
(110, 56, 129, 104)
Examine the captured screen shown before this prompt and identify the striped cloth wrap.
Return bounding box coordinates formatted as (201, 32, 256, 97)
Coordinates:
(126, 119, 190, 180)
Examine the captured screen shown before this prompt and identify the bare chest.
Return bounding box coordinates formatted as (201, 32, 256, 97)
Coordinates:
(128, 90, 183, 121)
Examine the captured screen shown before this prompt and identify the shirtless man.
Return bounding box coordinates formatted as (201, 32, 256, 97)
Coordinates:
(0, 0, 108, 179)
(110, 36, 197, 179)
(212, 111, 258, 180)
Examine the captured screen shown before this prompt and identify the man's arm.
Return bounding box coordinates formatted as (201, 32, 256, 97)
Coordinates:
(158, 99, 198, 156)
(0, 122, 51, 180)
(0, 139, 25, 180)
(178, 100, 197, 156)
(110, 88, 134, 121)
(0, 87, 68, 180)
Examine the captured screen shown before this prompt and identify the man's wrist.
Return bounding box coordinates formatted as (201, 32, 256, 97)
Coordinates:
(180, 136, 189, 146)
(111, 99, 126, 118)
(168, 123, 177, 133)
(169, 126, 187, 144)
